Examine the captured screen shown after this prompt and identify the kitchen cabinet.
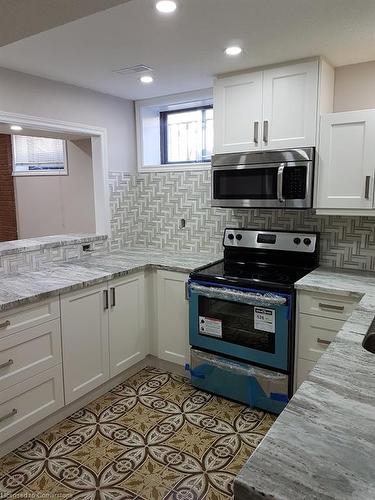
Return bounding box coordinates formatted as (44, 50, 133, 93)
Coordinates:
(316, 109, 375, 214)
(295, 290, 359, 389)
(61, 272, 146, 403)
(214, 58, 333, 154)
(0, 298, 63, 445)
(61, 283, 109, 404)
(214, 71, 263, 153)
(156, 270, 189, 366)
(109, 274, 146, 377)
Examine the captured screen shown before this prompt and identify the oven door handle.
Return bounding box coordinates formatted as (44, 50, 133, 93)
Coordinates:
(277, 163, 285, 203)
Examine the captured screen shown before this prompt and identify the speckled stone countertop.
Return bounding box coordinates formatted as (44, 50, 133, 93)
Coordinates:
(234, 266, 375, 500)
(0, 248, 221, 313)
(0, 233, 107, 256)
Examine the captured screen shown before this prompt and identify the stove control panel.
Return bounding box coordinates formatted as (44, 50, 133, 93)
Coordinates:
(224, 229, 318, 253)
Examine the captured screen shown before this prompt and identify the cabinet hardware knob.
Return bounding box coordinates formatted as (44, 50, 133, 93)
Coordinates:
(365, 175, 371, 200)
(103, 290, 109, 310)
(317, 337, 331, 346)
(0, 408, 17, 423)
(0, 359, 13, 370)
(0, 320, 10, 329)
(254, 121, 259, 144)
(318, 303, 344, 311)
(263, 120, 269, 144)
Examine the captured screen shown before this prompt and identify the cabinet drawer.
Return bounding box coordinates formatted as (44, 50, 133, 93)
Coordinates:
(296, 358, 316, 389)
(0, 365, 64, 444)
(0, 298, 60, 338)
(0, 320, 61, 392)
(298, 314, 343, 362)
(298, 291, 358, 320)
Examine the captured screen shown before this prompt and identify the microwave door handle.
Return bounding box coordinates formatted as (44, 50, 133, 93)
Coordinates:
(277, 164, 285, 203)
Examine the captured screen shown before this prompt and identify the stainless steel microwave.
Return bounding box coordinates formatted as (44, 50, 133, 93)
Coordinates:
(211, 147, 315, 209)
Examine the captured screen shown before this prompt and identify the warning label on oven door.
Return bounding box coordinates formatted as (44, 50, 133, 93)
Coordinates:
(254, 307, 275, 333)
(199, 316, 222, 338)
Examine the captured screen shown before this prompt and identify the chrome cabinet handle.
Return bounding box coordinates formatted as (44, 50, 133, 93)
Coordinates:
(365, 175, 371, 199)
(110, 287, 116, 308)
(263, 120, 269, 144)
(317, 337, 331, 346)
(253, 121, 259, 144)
(318, 303, 344, 311)
(103, 290, 109, 310)
(0, 359, 13, 370)
(0, 320, 10, 330)
(277, 164, 285, 203)
(0, 408, 17, 423)
(185, 282, 189, 301)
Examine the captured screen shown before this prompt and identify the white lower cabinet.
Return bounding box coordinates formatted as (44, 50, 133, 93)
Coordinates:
(109, 274, 146, 377)
(60, 272, 146, 403)
(0, 365, 64, 444)
(61, 283, 110, 404)
(295, 290, 360, 389)
(156, 270, 189, 366)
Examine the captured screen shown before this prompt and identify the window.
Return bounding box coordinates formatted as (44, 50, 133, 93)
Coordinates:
(12, 135, 67, 175)
(160, 106, 213, 164)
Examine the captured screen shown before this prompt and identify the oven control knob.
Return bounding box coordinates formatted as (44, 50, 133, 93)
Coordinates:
(236, 234, 243, 241)
(228, 234, 234, 240)
(303, 238, 312, 246)
(293, 237, 301, 245)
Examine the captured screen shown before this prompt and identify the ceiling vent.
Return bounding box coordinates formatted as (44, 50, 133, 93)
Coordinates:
(113, 65, 153, 76)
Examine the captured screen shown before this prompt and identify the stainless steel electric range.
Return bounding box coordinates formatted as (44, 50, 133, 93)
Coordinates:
(186, 228, 319, 414)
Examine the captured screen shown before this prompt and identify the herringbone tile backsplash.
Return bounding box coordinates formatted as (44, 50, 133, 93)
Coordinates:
(109, 170, 375, 272)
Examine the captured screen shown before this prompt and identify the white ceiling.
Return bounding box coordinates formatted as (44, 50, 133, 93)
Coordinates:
(1, 0, 375, 101)
(0, 0, 131, 47)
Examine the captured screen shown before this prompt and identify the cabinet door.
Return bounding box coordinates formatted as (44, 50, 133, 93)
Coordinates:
(214, 71, 263, 153)
(60, 284, 109, 404)
(156, 271, 189, 365)
(316, 110, 375, 209)
(109, 273, 146, 377)
(262, 61, 318, 149)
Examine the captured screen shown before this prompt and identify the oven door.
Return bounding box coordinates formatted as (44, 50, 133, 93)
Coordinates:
(211, 161, 313, 208)
(188, 283, 291, 371)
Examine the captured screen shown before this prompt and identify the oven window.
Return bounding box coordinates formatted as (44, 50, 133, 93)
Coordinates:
(198, 296, 276, 353)
(213, 167, 278, 199)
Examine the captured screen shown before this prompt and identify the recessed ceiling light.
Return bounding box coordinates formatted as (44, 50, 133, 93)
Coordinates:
(225, 46, 242, 56)
(140, 75, 154, 84)
(10, 125, 23, 131)
(156, 0, 177, 14)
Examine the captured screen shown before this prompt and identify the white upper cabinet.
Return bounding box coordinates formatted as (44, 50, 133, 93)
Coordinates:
(214, 59, 333, 154)
(316, 110, 375, 212)
(262, 62, 318, 150)
(214, 71, 263, 153)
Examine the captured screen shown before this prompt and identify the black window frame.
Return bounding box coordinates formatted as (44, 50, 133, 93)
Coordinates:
(160, 104, 213, 165)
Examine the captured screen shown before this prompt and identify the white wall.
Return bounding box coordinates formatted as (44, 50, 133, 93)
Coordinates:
(0, 67, 136, 172)
(14, 139, 96, 238)
(334, 60, 375, 112)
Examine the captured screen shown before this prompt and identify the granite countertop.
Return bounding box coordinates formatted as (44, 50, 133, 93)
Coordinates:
(235, 266, 375, 500)
(0, 248, 222, 313)
(0, 233, 107, 256)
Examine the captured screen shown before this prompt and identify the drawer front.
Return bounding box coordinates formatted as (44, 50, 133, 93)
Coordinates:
(0, 298, 60, 338)
(298, 291, 358, 320)
(0, 320, 62, 392)
(0, 365, 64, 444)
(298, 314, 343, 362)
(296, 358, 316, 389)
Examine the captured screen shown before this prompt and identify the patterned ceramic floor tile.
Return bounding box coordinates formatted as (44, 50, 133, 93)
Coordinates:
(0, 367, 276, 499)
